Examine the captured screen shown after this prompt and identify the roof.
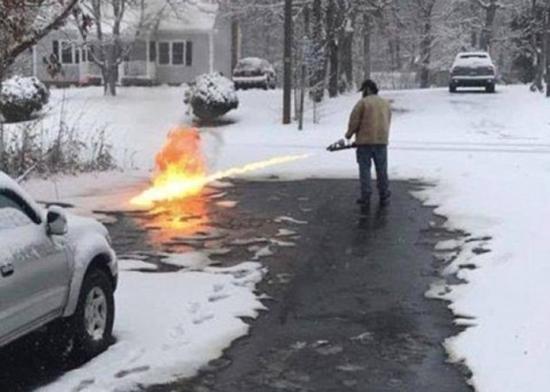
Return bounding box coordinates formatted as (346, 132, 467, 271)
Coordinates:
(65, 0, 219, 37)
(152, 0, 219, 32)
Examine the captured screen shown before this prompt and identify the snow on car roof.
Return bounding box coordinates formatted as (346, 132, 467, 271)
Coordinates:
(453, 52, 493, 67)
(235, 57, 274, 71)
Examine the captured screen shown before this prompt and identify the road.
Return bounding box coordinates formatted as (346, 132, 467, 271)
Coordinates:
(146, 179, 472, 392)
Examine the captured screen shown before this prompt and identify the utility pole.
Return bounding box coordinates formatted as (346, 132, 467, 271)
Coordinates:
(546, 0, 550, 97)
(283, 0, 293, 124)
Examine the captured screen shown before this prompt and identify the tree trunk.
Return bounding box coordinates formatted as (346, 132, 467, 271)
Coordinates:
(311, 0, 325, 103)
(480, 0, 498, 51)
(363, 13, 372, 80)
(327, 0, 339, 98)
(341, 18, 354, 91)
(545, 3, 550, 97)
(419, 19, 432, 88)
(0, 73, 4, 170)
(283, 0, 293, 124)
(231, 18, 240, 71)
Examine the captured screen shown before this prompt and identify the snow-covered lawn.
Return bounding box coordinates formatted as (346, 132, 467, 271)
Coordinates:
(39, 263, 265, 392)
(19, 85, 550, 391)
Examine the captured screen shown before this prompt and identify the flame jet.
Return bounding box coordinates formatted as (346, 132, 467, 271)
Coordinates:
(131, 127, 310, 207)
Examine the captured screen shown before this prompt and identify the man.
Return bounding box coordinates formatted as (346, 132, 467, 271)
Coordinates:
(345, 79, 392, 208)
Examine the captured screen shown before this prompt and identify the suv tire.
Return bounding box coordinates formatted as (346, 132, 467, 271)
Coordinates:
(449, 84, 457, 93)
(71, 268, 115, 359)
(486, 84, 495, 93)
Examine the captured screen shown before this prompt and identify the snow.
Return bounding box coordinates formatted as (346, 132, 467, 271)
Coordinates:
(155, 0, 218, 32)
(191, 73, 238, 109)
(13, 84, 550, 392)
(453, 52, 494, 68)
(38, 263, 265, 392)
(234, 57, 275, 74)
(0, 76, 47, 102)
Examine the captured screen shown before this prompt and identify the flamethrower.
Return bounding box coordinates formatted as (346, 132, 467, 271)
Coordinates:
(326, 139, 357, 152)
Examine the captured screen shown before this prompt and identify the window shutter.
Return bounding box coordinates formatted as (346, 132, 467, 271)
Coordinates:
(186, 41, 193, 66)
(149, 41, 157, 62)
(52, 40, 59, 59)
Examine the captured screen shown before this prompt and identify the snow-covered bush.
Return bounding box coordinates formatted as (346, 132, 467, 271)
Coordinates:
(186, 73, 239, 120)
(0, 76, 50, 123)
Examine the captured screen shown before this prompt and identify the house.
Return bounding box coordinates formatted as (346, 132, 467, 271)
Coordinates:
(20, 0, 234, 87)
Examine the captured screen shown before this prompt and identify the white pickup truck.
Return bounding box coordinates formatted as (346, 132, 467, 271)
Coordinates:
(0, 172, 117, 358)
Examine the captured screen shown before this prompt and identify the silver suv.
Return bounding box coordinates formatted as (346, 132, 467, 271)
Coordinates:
(449, 52, 497, 93)
(0, 172, 117, 358)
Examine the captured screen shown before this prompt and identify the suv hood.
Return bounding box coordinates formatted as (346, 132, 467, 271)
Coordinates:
(66, 213, 109, 242)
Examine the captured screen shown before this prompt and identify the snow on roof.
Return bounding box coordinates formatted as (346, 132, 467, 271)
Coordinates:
(66, 0, 218, 37)
(155, 0, 219, 32)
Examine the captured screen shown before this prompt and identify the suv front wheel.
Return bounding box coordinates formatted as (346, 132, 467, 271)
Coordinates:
(71, 268, 115, 359)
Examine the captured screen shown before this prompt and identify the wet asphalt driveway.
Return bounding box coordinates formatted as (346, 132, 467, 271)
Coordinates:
(145, 179, 473, 392)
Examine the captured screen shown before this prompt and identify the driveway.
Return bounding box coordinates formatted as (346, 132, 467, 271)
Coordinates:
(146, 179, 472, 392)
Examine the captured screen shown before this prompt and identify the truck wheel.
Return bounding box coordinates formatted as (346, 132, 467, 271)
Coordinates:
(71, 268, 115, 359)
(449, 84, 457, 93)
(486, 84, 495, 93)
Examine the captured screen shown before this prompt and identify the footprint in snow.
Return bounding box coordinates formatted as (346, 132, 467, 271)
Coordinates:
(193, 313, 215, 325)
(115, 365, 151, 379)
(209, 292, 231, 302)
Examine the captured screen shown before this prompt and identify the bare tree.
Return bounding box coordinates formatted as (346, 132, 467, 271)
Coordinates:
(0, 0, 79, 84)
(0, 0, 79, 168)
(73, 0, 153, 96)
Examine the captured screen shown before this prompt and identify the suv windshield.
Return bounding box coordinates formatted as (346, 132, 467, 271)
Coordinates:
(459, 54, 488, 59)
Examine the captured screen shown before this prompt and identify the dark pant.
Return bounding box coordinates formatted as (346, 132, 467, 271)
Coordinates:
(356, 144, 390, 200)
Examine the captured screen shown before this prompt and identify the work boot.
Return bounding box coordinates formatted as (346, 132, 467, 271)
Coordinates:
(379, 193, 391, 208)
(356, 196, 371, 205)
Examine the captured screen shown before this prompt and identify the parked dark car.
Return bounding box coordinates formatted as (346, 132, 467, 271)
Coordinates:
(233, 58, 276, 90)
(449, 52, 497, 93)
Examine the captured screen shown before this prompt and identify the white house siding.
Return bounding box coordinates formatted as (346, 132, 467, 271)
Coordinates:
(34, 30, 88, 85)
(152, 30, 210, 85)
(213, 15, 232, 77)
(6, 9, 233, 87)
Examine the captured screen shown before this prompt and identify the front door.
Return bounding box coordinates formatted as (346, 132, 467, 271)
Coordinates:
(0, 191, 70, 345)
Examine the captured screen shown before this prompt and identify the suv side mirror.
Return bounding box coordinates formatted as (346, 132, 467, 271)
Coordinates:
(47, 206, 68, 236)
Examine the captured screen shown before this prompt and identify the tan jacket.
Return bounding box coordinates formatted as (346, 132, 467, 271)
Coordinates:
(346, 95, 392, 145)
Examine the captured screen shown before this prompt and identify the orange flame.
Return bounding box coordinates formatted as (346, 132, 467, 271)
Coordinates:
(131, 127, 310, 207)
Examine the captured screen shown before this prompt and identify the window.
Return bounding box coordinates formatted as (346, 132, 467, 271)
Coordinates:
(149, 41, 157, 62)
(157, 41, 192, 66)
(172, 42, 184, 65)
(52, 40, 60, 62)
(186, 41, 193, 66)
(53, 40, 77, 64)
(0, 191, 39, 230)
(61, 42, 74, 64)
(159, 42, 170, 65)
